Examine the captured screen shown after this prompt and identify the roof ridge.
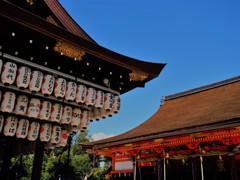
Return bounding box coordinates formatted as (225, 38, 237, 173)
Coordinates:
(165, 75, 240, 101)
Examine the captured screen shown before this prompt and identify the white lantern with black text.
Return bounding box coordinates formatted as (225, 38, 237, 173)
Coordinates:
(50, 103, 62, 122)
(1, 62, 17, 85)
(93, 108, 101, 121)
(14, 95, 28, 115)
(45, 142, 55, 150)
(95, 90, 104, 109)
(41, 74, 55, 96)
(50, 125, 61, 144)
(4, 116, 18, 136)
(16, 66, 31, 89)
(61, 106, 72, 125)
(65, 81, 77, 102)
(58, 129, 68, 147)
(76, 84, 87, 105)
(39, 101, 52, 120)
(71, 108, 81, 127)
(112, 95, 121, 114)
(89, 109, 95, 122)
(54, 78, 66, 99)
(85, 87, 96, 107)
(27, 121, 40, 141)
(0, 59, 2, 75)
(1, 91, 16, 113)
(0, 115, 4, 133)
(104, 93, 113, 111)
(100, 108, 107, 119)
(40, 123, 52, 142)
(80, 110, 90, 130)
(27, 98, 40, 118)
(29, 70, 43, 93)
(16, 119, 29, 139)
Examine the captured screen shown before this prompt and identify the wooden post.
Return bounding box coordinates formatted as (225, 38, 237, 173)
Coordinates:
(200, 156, 204, 180)
(230, 155, 238, 180)
(31, 140, 45, 180)
(157, 159, 162, 180)
(133, 157, 137, 180)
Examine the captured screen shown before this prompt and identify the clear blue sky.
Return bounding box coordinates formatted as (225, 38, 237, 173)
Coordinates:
(60, 0, 240, 137)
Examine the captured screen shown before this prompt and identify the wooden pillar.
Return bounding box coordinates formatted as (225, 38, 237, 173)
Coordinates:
(31, 140, 45, 180)
(191, 157, 199, 180)
(138, 164, 142, 180)
(157, 159, 163, 180)
(133, 157, 137, 180)
(230, 155, 238, 180)
(0, 137, 14, 179)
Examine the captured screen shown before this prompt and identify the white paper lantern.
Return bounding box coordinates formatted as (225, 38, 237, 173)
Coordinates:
(1, 62, 17, 85)
(27, 98, 40, 118)
(100, 108, 107, 119)
(72, 126, 79, 133)
(76, 84, 87, 105)
(3, 116, 18, 136)
(61, 106, 72, 125)
(29, 70, 43, 93)
(112, 95, 121, 114)
(104, 93, 113, 111)
(54, 78, 66, 99)
(0, 59, 2, 75)
(107, 108, 114, 117)
(80, 110, 90, 130)
(39, 123, 52, 142)
(71, 108, 81, 127)
(16, 66, 31, 89)
(85, 87, 96, 107)
(89, 109, 94, 122)
(45, 142, 55, 150)
(50, 103, 62, 123)
(58, 129, 68, 147)
(65, 81, 77, 102)
(41, 74, 55, 96)
(1, 91, 16, 113)
(0, 115, 4, 133)
(14, 95, 28, 115)
(95, 90, 104, 109)
(93, 108, 101, 121)
(50, 125, 61, 144)
(27, 121, 40, 141)
(39, 101, 52, 120)
(16, 119, 29, 139)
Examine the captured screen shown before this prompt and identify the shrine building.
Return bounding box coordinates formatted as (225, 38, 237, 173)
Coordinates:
(0, 0, 165, 179)
(83, 76, 240, 180)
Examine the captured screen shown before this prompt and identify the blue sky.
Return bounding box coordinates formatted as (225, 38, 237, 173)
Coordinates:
(59, 0, 240, 138)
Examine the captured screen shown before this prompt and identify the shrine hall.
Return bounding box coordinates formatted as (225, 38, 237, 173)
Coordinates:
(83, 76, 240, 180)
(0, 0, 165, 179)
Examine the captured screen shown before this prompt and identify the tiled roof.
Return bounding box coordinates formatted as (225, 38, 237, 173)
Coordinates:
(88, 76, 240, 148)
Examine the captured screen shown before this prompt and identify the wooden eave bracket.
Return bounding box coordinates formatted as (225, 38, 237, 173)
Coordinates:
(129, 70, 148, 81)
(54, 41, 85, 61)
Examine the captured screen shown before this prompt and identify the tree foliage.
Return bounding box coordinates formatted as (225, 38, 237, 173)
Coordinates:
(7, 131, 108, 180)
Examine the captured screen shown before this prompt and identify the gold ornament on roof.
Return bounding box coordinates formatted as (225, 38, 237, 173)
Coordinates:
(54, 41, 85, 61)
(26, 0, 35, 5)
(46, 16, 59, 26)
(129, 70, 148, 81)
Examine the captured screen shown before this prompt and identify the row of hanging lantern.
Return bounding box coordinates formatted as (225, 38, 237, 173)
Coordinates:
(0, 90, 91, 130)
(0, 115, 68, 147)
(0, 60, 121, 112)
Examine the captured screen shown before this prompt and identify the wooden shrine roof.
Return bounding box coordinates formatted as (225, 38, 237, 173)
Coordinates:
(0, 0, 165, 94)
(86, 76, 240, 148)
